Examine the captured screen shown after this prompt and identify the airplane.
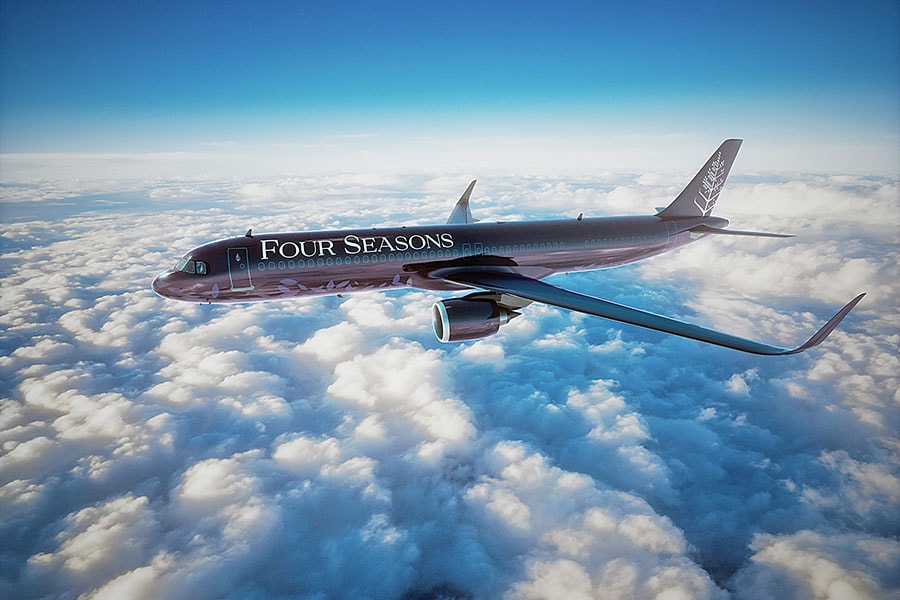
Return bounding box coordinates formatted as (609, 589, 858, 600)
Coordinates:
(152, 139, 865, 355)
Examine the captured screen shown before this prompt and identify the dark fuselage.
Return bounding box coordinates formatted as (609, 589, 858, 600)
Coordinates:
(151, 215, 725, 304)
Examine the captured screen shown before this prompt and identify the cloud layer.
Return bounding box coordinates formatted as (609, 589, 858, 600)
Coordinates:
(1, 172, 897, 599)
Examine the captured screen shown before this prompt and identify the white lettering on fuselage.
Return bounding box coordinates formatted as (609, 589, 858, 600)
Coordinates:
(260, 232, 455, 260)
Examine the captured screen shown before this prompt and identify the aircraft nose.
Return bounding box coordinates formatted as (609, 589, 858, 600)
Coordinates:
(152, 271, 173, 297)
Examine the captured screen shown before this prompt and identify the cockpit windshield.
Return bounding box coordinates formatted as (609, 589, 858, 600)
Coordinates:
(174, 258, 208, 275)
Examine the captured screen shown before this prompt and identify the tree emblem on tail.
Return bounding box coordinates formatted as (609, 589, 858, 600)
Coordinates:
(694, 151, 728, 216)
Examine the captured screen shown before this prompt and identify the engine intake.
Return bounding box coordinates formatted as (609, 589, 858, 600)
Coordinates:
(432, 296, 517, 342)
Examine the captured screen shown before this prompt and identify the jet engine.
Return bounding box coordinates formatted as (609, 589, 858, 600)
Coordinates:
(432, 295, 519, 342)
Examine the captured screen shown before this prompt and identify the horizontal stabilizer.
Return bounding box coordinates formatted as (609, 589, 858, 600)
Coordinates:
(440, 269, 864, 356)
(689, 224, 794, 238)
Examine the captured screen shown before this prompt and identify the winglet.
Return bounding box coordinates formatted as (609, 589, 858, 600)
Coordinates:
(446, 180, 478, 224)
(785, 293, 866, 354)
(658, 139, 742, 219)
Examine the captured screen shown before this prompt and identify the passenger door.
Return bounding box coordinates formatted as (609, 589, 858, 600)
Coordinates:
(227, 247, 254, 291)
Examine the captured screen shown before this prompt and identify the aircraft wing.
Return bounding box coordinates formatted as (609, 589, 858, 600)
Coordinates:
(439, 270, 864, 355)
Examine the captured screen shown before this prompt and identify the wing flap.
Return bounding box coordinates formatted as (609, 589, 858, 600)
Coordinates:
(440, 270, 864, 355)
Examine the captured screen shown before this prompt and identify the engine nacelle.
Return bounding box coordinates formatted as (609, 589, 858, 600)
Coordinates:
(432, 296, 517, 342)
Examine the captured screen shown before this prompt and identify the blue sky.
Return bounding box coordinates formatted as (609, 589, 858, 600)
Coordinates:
(2, 0, 898, 173)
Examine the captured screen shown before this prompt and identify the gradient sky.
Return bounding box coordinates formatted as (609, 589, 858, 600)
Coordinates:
(2, 0, 898, 174)
(2, 3, 900, 597)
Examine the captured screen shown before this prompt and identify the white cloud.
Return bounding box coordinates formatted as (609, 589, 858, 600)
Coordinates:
(459, 339, 507, 369)
(726, 369, 759, 395)
(733, 531, 899, 600)
(0, 172, 897, 599)
(23, 494, 159, 596)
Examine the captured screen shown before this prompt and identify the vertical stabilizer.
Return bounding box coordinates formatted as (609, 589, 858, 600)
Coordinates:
(657, 139, 742, 219)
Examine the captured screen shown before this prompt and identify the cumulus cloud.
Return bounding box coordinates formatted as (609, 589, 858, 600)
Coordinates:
(0, 172, 897, 599)
(733, 531, 900, 600)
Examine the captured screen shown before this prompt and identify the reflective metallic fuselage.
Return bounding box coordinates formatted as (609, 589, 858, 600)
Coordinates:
(152, 215, 725, 303)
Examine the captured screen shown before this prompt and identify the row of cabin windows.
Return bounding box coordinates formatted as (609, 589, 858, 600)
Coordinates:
(259, 249, 455, 271)
(255, 242, 569, 271)
(584, 235, 658, 247)
(179, 239, 652, 276)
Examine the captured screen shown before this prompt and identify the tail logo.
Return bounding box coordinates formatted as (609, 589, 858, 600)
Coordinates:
(694, 151, 728, 217)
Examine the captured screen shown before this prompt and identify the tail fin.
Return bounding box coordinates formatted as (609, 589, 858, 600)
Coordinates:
(657, 139, 742, 219)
